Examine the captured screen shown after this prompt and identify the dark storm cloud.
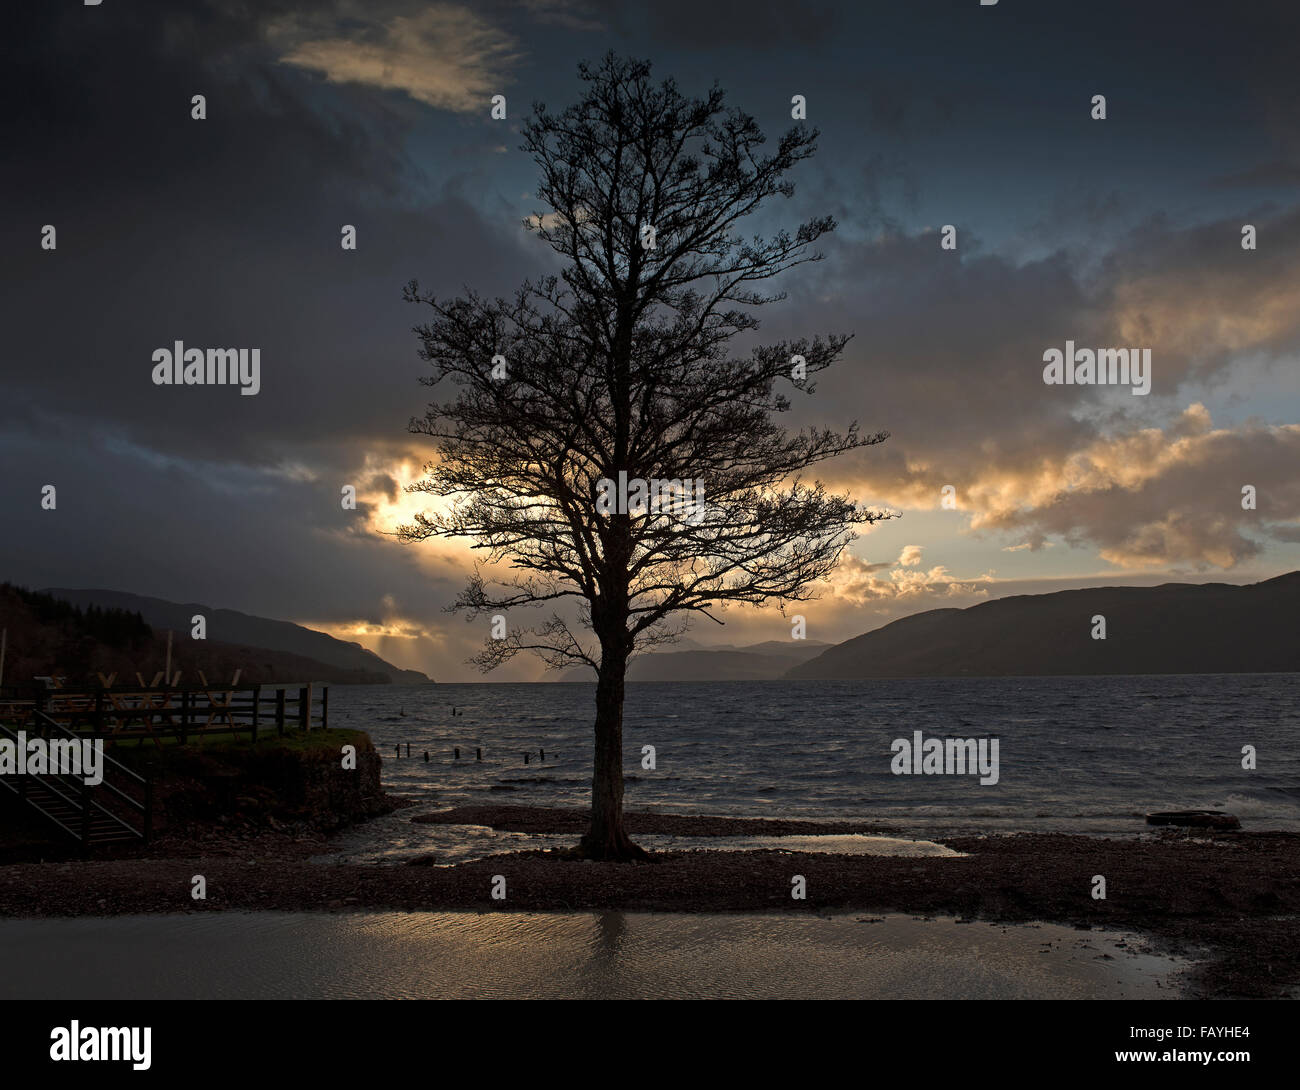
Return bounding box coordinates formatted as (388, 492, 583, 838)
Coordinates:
(773, 229, 1100, 465)
(588, 0, 844, 49)
(1089, 203, 1300, 386)
(1013, 187, 1130, 256)
(748, 192, 1300, 571)
(782, 200, 1300, 451)
(0, 416, 459, 624)
(4, 1, 413, 202)
(367, 473, 400, 502)
(2, 0, 547, 464)
(1211, 161, 1300, 191)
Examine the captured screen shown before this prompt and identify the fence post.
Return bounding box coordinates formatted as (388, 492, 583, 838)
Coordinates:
(80, 775, 91, 853)
(321, 686, 328, 730)
(299, 687, 309, 731)
(275, 689, 285, 736)
(251, 684, 260, 744)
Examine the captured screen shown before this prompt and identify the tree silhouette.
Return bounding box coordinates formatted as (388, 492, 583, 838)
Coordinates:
(400, 53, 891, 860)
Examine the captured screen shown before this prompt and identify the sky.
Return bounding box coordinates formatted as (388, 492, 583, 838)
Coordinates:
(3, 0, 1299, 680)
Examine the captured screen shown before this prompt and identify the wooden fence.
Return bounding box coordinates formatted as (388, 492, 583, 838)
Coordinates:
(0, 682, 329, 745)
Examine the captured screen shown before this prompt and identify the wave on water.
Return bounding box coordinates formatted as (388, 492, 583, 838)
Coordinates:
(326, 674, 1300, 836)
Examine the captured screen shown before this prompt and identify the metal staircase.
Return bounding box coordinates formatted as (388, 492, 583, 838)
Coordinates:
(0, 711, 151, 851)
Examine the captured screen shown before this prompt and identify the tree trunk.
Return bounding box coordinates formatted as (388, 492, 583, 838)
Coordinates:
(578, 638, 649, 861)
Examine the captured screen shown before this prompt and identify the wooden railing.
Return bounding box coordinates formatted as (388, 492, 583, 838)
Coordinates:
(0, 711, 151, 849)
(0, 682, 329, 745)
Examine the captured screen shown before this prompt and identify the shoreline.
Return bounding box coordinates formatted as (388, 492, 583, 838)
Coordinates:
(410, 804, 902, 837)
(1, 804, 1297, 998)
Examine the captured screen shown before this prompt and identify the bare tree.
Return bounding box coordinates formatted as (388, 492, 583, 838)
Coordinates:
(399, 53, 891, 860)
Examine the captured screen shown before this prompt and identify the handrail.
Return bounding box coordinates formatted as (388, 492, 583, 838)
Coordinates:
(0, 713, 150, 845)
(28, 682, 324, 695)
(32, 769, 136, 832)
(32, 711, 148, 785)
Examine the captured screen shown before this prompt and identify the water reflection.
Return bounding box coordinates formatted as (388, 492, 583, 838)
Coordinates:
(0, 911, 1185, 1000)
(580, 911, 628, 986)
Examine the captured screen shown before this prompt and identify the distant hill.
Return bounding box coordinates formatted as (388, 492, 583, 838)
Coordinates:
(41, 588, 430, 684)
(786, 573, 1300, 679)
(557, 639, 831, 682)
(0, 584, 407, 686)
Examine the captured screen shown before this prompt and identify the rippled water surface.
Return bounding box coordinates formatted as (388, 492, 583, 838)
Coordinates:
(0, 912, 1187, 1000)
(327, 674, 1300, 836)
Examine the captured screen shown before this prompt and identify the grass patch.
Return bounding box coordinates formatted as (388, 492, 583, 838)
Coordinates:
(112, 728, 372, 774)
